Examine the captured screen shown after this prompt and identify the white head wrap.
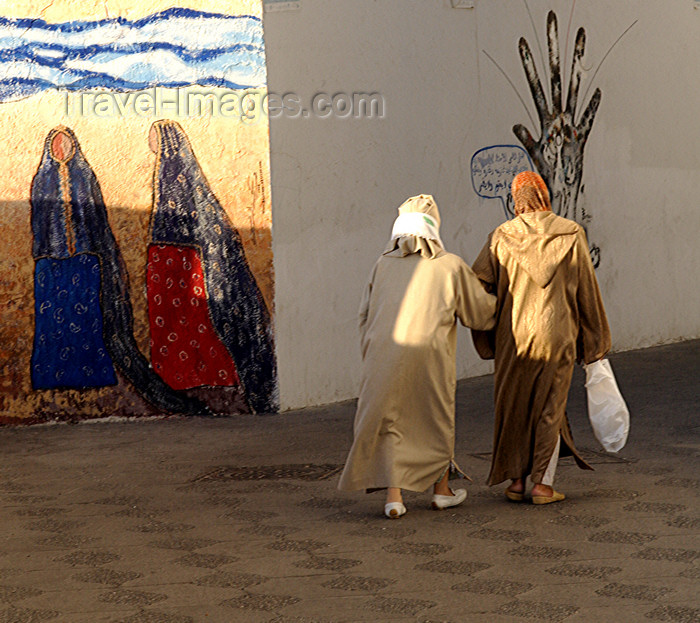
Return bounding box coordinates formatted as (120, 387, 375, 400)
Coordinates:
(390, 195, 444, 248)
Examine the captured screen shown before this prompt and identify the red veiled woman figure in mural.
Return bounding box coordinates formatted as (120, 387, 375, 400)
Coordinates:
(147, 120, 278, 414)
(30, 126, 206, 415)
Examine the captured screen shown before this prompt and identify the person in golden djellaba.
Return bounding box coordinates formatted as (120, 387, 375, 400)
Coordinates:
(338, 195, 497, 518)
(471, 171, 611, 504)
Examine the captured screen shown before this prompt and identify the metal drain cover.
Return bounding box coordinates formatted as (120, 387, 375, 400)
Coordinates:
(194, 463, 343, 482)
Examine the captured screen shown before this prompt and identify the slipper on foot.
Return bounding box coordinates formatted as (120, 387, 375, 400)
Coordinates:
(431, 488, 467, 510)
(384, 502, 406, 518)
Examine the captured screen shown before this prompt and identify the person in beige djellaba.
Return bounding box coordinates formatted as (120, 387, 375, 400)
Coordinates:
(471, 171, 611, 505)
(338, 195, 497, 519)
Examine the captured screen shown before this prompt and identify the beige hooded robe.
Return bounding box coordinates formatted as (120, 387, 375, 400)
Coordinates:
(338, 195, 497, 493)
(471, 210, 611, 486)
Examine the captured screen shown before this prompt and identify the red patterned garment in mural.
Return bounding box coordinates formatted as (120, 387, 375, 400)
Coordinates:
(148, 120, 276, 413)
(147, 244, 239, 390)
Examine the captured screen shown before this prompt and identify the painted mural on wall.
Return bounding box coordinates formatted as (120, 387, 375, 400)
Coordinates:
(0, 8, 266, 99)
(148, 120, 276, 414)
(0, 1, 276, 423)
(512, 11, 600, 227)
(471, 145, 534, 219)
(31, 125, 207, 414)
(477, 8, 634, 268)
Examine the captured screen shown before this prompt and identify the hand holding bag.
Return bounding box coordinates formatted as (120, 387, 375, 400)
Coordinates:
(584, 359, 630, 453)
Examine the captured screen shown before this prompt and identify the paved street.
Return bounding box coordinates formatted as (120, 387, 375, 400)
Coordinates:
(0, 340, 698, 622)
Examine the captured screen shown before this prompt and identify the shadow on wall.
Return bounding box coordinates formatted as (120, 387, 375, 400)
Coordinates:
(0, 123, 277, 424)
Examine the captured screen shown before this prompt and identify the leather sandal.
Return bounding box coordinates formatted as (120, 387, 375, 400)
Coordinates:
(532, 490, 566, 505)
(504, 489, 525, 502)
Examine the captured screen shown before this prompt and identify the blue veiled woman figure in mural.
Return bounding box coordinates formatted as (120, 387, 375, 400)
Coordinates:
(147, 120, 278, 414)
(30, 125, 206, 415)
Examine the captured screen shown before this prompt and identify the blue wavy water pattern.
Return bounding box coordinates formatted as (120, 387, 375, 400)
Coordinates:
(0, 8, 266, 102)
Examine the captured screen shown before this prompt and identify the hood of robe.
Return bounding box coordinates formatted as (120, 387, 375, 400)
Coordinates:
(383, 194, 444, 259)
(497, 211, 579, 288)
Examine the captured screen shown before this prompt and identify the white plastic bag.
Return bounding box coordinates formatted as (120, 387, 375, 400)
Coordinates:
(584, 359, 630, 453)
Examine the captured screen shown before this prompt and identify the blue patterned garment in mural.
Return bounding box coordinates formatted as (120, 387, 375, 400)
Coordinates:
(32, 254, 116, 388)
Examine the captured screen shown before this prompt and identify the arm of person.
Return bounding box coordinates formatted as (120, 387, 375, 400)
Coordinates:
(469, 234, 498, 359)
(454, 259, 497, 331)
(575, 229, 612, 365)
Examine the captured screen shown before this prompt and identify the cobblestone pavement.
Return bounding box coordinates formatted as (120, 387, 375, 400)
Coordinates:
(0, 340, 697, 622)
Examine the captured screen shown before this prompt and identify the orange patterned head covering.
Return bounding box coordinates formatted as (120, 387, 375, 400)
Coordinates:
(511, 171, 551, 215)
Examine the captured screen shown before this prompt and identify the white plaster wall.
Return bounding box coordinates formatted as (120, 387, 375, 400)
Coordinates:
(264, 0, 700, 410)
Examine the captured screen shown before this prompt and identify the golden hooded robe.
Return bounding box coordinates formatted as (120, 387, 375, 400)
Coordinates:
(472, 210, 611, 485)
(338, 196, 497, 493)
